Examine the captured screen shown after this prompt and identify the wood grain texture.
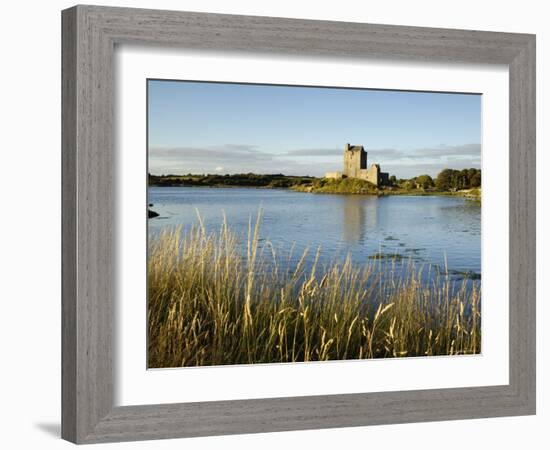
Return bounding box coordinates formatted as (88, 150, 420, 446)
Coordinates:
(61, 7, 77, 443)
(508, 37, 536, 409)
(61, 5, 536, 444)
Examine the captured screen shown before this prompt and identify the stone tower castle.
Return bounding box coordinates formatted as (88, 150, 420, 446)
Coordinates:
(343, 144, 367, 178)
(325, 143, 389, 186)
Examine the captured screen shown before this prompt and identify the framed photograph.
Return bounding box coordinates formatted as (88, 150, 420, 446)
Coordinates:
(62, 5, 536, 444)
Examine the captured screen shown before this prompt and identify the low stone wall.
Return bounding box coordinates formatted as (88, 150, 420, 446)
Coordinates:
(325, 171, 343, 179)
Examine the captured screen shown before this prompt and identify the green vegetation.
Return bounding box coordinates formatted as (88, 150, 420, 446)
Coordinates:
(149, 168, 481, 200)
(292, 178, 481, 199)
(414, 174, 435, 189)
(148, 214, 480, 368)
(291, 168, 481, 199)
(434, 168, 481, 191)
(368, 252, 405, 261)
(291, 177, 378, 194)
(148, 173, 313, 188)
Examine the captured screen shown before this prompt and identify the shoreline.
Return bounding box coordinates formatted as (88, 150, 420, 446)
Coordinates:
(149, 183, 481, 200)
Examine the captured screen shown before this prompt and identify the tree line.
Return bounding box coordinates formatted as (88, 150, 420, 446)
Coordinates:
(148, 172, 314, 188)
(149, 168, 481, 192)
(390, 168, 481, 191)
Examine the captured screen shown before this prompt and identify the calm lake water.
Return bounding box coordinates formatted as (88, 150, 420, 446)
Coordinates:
(148, 187, 481, 282)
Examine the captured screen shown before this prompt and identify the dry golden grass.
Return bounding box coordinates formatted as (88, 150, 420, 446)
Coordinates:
(148, 214, 480, 367)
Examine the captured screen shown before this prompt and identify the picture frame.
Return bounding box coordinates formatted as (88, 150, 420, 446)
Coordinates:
(61, 4, 536, 444)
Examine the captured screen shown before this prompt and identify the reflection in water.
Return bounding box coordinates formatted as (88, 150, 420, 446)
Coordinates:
(148, 187, 481, 281)
(341, 196, 377, 244)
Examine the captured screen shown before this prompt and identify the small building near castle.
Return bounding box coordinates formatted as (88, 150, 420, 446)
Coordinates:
(325, 143, 389, 186)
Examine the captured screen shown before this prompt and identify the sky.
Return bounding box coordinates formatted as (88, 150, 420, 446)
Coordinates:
(148, 80, 481, 179)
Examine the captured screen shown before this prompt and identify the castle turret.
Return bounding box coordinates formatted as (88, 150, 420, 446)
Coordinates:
(343, 144, 367, 178)
(326, 143, 389, 186)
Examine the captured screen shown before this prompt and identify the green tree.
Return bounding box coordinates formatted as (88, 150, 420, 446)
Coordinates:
(435, 169, 456, 190)
(455, 169, 471, 190)
(403, 180, 416, 190)
(415, 174, 434, 189)
(470, 171, 481, 188)
(467, 168, 478, 184)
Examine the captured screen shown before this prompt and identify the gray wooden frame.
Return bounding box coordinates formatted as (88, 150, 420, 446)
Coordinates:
(62, 4, 536, 444)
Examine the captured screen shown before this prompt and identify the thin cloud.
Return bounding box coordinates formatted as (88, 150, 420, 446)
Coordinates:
(284, 148, 342, 157)
(149, 144, 272, 163)
(149, 143, 481, 178)
(149, 144, 319, 176)
(368, 144, 481, 161)
(283, 144, 480, 162)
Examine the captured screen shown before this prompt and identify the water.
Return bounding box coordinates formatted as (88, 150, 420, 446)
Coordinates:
(148, 187, 481, 282)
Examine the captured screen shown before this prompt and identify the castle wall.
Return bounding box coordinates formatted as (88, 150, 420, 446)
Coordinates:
(343, 146, 366, 178)
(357, 165, 389, 186)
(339, 144, 388, 186)
(343, 151, 358, 178)
(359, 166, 379, 185)
(325, 171, 343, 179)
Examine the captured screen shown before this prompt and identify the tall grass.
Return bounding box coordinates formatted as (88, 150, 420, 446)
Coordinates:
(148, 214, 480, 368)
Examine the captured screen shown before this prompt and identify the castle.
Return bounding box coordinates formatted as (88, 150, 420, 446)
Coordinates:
(325, 144, 389, 186)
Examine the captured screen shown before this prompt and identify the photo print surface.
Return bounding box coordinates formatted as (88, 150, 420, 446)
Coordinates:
(147, 80, 482, 368)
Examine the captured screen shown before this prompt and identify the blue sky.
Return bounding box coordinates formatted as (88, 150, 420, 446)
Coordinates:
(148, 80, 481, 178)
